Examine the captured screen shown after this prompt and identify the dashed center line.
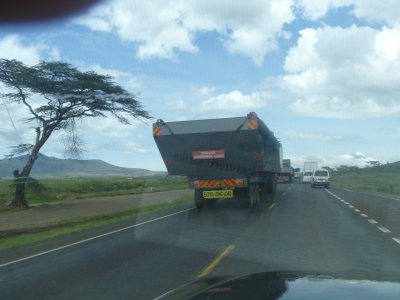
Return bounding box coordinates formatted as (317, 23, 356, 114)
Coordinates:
(393, 238, 400, 245)
(354, 209, 361, 212)
(368, 219, 378, 224)
(348, 205, 354, 208)
(378, 227, 391, 233)
(360, 213, 368, 218)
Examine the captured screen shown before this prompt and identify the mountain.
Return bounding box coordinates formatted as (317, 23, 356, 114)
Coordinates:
(0, 154, 166, 178)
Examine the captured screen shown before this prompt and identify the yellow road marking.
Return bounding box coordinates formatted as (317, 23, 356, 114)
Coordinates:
(198, 244, 235, 278)
(268, 203, 276, 210)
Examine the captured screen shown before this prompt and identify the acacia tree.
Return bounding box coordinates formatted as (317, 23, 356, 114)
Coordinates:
(0, 59, 151, 208)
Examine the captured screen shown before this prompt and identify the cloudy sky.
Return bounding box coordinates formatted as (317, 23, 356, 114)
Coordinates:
(0, 0, 399, 171)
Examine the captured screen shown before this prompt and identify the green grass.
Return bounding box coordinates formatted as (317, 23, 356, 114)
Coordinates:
(0, 177, 187, 205)
(0, 195, 192, 251)
(331, 165, 400, 196)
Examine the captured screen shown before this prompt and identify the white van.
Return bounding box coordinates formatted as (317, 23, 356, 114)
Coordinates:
(311, 169, 330, 188)
(301, 171, 313, 183)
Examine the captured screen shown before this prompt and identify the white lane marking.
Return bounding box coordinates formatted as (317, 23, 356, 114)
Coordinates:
(360, 213, 368, 218)
(354, 209, 361, 212)
(368, 219, 378, 224)
(393, 238, 400, 245)
(378, 227, 391, 233)
(343, 202, 349, 205)
(349, 205, 354, 208)
(0, 207, 195, 268)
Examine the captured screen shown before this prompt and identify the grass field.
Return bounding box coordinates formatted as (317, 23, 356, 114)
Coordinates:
(0, 177, 187, 206)
(331, 162, 400, 196)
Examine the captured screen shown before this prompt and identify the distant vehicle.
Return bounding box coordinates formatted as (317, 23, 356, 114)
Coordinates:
(304, 161, 318, 172)
(277, 159, 294, 183)
(301, 171, 313, 183)
(293, 168, 301, 181)
(153, 112, 282, 208)
(311, 169, 330, 188)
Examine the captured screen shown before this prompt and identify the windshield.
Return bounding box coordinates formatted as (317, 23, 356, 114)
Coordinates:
(1, 1, 400, 300)
(314, 171, 328, 177)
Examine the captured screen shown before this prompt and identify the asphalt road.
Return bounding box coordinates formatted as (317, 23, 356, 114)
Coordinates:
(1, 183, 400, 299)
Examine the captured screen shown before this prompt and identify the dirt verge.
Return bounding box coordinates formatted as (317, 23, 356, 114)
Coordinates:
(0, 189, 193, 236)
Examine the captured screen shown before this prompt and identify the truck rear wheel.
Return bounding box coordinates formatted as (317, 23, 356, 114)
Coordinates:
(266, 175, 277, 194)
(248, 184, 260, 208)
(194, 190, 204, 209)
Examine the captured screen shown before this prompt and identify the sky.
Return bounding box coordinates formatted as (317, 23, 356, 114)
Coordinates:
(0, 0, 399, 171)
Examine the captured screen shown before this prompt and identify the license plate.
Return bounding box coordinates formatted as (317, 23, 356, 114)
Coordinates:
(203, 190, 233, 199)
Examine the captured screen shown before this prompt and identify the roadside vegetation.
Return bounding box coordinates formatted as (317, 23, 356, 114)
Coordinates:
(0, 195, 192, 251)
(331, 162, 400, 196)
(0, 177, 187, 206)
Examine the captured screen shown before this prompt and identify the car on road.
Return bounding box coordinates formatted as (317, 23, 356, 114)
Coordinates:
(301, 171, 313, 184)
(311, 169, 330, 188)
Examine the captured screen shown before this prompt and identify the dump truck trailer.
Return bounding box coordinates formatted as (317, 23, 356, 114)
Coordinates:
(153, 112, 282, 208)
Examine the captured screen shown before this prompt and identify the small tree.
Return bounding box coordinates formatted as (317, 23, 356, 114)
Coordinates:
(367, 160, 380, 168)
(0, 59, 151, 208)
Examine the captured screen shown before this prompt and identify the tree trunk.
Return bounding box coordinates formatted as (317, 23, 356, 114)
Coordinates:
(12, 177, 28, 208)
(10, 126, 52, 209)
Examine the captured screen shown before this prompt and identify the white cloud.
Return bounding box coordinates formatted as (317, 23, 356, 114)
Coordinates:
(0, 35, 61, 65)
(168, 100, 188, 110)
(0, 35, 42, 65)
(334, 152, 377, 167)
(82, 116, 141, 139)
(281, 25, 400, 119)
(190, 86, 215, 98)
(295, 0, 352, 20)
(288, 151, 377, 168)
(73, 0, 295, 65)
(123, 141, 147, 154)
(198, 90, 269, 114)
(90, 64, 141, 89)
(295, 0, 400, 26)
(350, 0, 400, 27)
(281, 130, 364, 143)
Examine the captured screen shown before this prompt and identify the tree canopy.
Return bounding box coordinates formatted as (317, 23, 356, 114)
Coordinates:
(0, 59, 151, 207)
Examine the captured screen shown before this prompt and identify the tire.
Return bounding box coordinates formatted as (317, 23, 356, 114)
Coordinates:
(194, 190, 204, 209)
(248, 184, 260, 208)
(266, 175, 277, 194)
(238, 188, 251, 208)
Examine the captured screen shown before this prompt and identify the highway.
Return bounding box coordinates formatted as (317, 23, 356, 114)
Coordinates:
(1, 183, 400, 299)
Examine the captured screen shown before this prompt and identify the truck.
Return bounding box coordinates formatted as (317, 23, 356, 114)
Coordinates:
(153, 112, 282, 209)
(302, 161, 318, 183)
(277, 159, 294, 183)
(293, 168, 301, 181)
(303, 161, 318, 172)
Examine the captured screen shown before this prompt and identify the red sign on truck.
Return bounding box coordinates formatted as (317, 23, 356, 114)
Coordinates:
(192, 150, 225, 159)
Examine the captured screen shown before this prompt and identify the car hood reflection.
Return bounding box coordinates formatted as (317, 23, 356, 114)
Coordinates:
(155, 271, 400, 299)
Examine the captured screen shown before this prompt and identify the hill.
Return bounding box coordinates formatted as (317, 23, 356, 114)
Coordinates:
(0, 154, 165, 178)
